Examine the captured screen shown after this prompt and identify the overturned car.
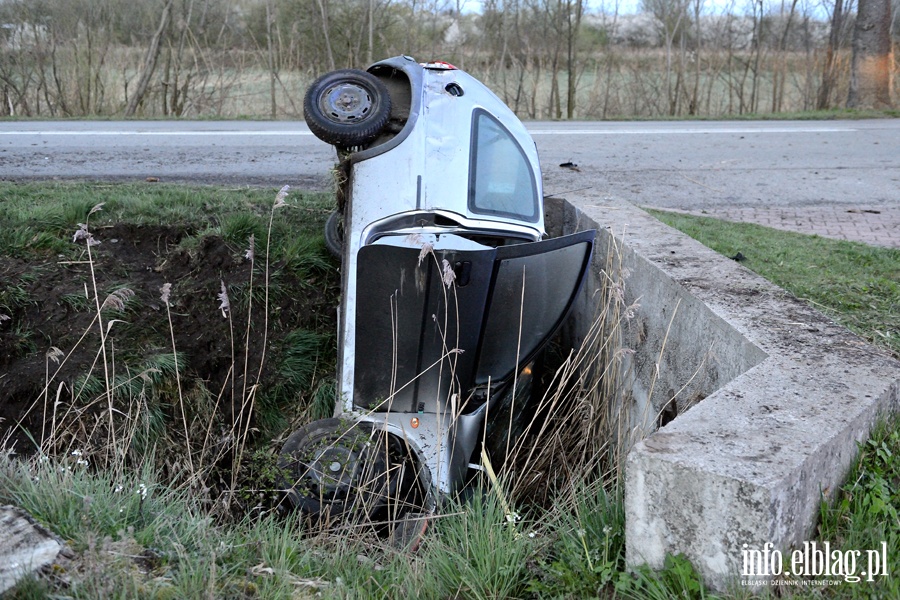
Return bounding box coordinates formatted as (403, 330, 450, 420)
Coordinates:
(278, 56, 595, 540)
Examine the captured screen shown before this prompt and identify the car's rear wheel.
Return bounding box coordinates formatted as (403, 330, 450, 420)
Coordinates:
(304, 70, 391, 147)
(324, 210, 344, 259)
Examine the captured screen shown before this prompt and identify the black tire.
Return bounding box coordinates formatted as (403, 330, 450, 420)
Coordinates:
(324, 210, 344, 259)
(304, 69, 391, 147)
(278, 419, 430, 534)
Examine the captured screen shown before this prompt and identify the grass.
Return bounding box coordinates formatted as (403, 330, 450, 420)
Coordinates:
(811, 420, 900, 599)
(2, 187, 899, 598)
(646, 209, 900, 357)
(0, 181, 340, 511)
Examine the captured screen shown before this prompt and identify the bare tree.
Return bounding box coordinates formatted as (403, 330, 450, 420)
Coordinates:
(266, 0, 278, 117)
(126, 0, 174, 117)
(315, 0, 337, 70)
(565, 0, 585, 119)
(771, 0, 799, 113)
(848, 0, 894, 107)
(644, 0, 692, 115)
(817, 0, 846, 109)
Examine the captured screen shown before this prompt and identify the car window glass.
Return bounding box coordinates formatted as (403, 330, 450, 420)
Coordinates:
(469, 110, 538, 222)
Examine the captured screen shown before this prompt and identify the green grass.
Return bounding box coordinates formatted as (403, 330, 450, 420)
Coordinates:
(811, 420, 900, 599)
(0, 453, 595, 599)
(0, 181, 327, 222)
(597, 108, 900, 123)
(3, 188, 899, 598)
(646, 209, 900, 357)
(0, 181, 341, 518)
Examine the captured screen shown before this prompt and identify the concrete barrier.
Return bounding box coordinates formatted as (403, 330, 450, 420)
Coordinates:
(546, 194, 900, 590)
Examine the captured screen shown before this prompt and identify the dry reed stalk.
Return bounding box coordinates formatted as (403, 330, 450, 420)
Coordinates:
(81, 207, 122, 469)
(161, 282, 195, 478)
(229, 186, 290, 505)
(197, 363, 236, 477)
(495, 230, 639, 504)
(239, 237, 255, 427)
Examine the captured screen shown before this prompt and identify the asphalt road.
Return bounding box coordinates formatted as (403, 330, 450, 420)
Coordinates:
(1, 119, 898, 211)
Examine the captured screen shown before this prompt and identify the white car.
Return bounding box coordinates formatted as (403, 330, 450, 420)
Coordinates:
(279, 56, 595, 541)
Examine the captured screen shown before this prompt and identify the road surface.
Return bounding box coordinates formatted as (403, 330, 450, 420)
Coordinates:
(2, 120, 898, 212)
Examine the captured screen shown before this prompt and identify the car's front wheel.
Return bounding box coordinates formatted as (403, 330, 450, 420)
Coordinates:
(277, 418, 431, 543)
(304, 69, 391, 147)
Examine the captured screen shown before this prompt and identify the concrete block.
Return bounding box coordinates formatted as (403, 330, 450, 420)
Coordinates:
(0, 505, 63, 594)
(547, 194, 900, 590)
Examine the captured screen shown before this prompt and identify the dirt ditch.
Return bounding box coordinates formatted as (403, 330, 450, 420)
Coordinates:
(0, 220, 339, 456)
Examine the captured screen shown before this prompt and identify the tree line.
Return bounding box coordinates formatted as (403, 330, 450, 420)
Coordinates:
(0, 0, 895, 119)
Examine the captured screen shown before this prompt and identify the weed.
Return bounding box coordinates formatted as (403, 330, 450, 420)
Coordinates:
(8, 184, 897, 599)
(308, 377, 338, 422)
(221, 212, 266, 247)
(274, 330, 329, 393)
(423, 487, 536, 600)
(279, 233, 333, 281)
(4, 320, 37, 359)
(530, 478, 627, 597)
(160, 279, 193, 477)
(624, 554, 718, 600)
(235, 448, 290, 514)
(1, 182, 337, 499)
(814, 419, 900, 598)
(59, 292, 91, 313)
(0, 226, 68, 257)
(1, 573, 51, 599)
(0, 283, 34, 314)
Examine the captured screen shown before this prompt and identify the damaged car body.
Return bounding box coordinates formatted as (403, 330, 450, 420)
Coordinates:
(278, 56, 596, 540)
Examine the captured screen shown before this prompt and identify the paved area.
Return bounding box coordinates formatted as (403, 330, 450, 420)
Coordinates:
(643, 204, 900, 249)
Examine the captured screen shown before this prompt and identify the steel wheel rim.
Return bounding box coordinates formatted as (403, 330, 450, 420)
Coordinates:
(319, 83, 374, 123)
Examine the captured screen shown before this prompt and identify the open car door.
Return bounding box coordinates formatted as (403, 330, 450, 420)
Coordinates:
(352, 229, 596, 415)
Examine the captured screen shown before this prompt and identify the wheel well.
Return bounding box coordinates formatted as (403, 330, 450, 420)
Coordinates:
(366, 65, 411, 145)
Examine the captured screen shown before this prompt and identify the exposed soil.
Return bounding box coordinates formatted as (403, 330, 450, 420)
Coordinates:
(0, 222, 338, 452)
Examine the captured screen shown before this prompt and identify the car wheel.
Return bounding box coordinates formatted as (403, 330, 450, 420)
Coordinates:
(324, 210, 344, 259)
(278, 419, 430, 535)
(304, 69, 392, 147)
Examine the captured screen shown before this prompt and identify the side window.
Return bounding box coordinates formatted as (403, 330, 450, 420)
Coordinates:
(468, 110, 539, 222)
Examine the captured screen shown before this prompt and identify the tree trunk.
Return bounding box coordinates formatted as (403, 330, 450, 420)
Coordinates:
(315, 0, 336, 71)
(847, 0, 894, 108)
(172, 0, 195, 117)
(266, 0, 277, 118)
(125, 0, 173, 117)
(772, 0, 799, 113)
(817, 0, 844, 109)
(565, 0, 584, 120)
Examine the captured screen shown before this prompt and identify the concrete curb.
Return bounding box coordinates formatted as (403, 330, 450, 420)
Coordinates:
(550, 194, 900, 591)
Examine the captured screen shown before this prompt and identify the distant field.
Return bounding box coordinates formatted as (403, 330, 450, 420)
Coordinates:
(3, 43, 889, 120)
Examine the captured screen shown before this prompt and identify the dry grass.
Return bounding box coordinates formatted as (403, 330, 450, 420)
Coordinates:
(4, 43, 896, 119)
(3, 186, 319, 518)
(497, 231, 640, 505)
